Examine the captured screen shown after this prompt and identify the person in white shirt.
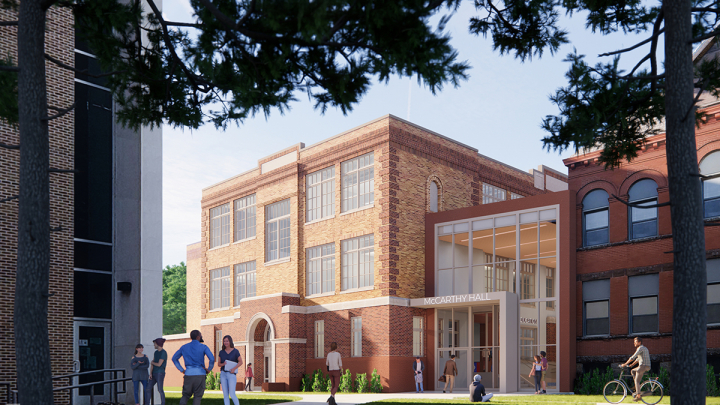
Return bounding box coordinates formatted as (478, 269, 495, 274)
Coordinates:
(326, 342, 343, 398)
(623, 337, 651, 402)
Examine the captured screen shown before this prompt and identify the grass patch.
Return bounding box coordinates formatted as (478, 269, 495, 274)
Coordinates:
(166, 392, 300, 405)
(365, 396, 720, 405)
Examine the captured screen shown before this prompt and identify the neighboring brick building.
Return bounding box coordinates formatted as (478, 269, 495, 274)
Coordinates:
(167, 115, 567, 393)
(0, 5, 162, 405)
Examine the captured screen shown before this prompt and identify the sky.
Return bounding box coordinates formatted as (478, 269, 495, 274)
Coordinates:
(161, 0, 657, 267)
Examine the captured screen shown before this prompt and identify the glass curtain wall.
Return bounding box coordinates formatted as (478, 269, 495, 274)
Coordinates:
(436, 207, 559, 391)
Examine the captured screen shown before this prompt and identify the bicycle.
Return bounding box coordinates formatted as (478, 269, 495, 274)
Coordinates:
(603, 365, 664, 404)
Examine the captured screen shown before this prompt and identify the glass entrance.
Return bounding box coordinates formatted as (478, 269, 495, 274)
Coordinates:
(472, 306, 500, 389)
(73, 321, 111, 405)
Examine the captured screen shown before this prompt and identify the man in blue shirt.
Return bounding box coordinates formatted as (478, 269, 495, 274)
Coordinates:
(172, 330, 215, 405)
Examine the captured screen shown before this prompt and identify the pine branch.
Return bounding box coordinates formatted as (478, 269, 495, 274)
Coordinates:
(48, 168, 78, 173)
(0, 195, 18, 203)
(0, 141, 19, 150)
(165, 21, 204, 28)
(0, 65, 19, 72)
(50, 225, 63, 232)
(44, 53, 125, 78)
(690, 29, 720, 43)
(599, 28, 665, 57)
(43, 103, 75, 121)
(0, 21, 18, 26)
(612, 194, 670, 208)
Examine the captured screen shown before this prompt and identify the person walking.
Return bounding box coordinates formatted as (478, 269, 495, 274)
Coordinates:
(217, 335, 242, 405)
(622, 337, 651, 402)
(245, 363, 254, 392)
(131, 344, 150, 405)
(412, 357, 424, 393)
(148, 338, 168, 405)
(530, 355, 543, 394)
(469, 374, 494, 402)
(172, 330, 215, 405)
(539, 351, 548, 394)
(326, 342, 342, 400)
(443, 354, 458, 393)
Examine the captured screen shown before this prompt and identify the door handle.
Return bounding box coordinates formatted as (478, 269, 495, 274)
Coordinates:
(73, 360, 81, 373)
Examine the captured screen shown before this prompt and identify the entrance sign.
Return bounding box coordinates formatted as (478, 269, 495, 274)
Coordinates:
(422, 293, 491, 306)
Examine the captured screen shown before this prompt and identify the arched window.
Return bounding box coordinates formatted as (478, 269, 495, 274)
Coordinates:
(583, 189, 609, 247)
(700, 150, 720, 218)
(628, 179, 658, 239)
(429, 181, 439, 212)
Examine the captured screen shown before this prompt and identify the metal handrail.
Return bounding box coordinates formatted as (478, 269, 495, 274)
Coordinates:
(53, 369, 128, 380)
(9, 369, 133, 405)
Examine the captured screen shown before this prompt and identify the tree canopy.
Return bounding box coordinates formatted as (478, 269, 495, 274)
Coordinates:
(163, 262, 187, 336)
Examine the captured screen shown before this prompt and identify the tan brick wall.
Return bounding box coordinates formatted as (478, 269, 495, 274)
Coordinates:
(0, 6, 75, 402)
(186, 242, 203, 332)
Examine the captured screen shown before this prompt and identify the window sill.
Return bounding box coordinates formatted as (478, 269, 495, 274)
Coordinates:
(340, 286, 374, 294)
(340, 204, 374, 216)
(233, 236, 257, 244)
(208, 243, 231, 252)
(264, 257, 291, 267)
(306, 291, 336, 299)
(305, 215, 337, 226)
(578, 233, 672, 251)
(209, 307, 231, 313)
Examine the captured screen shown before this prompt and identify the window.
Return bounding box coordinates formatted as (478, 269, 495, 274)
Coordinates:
(210, 266, 231, 310)
(582, 189, 609, 247)
(429, 181, 439, 212)
(628, 179, 658, 239)
(546, 267, 555, 309)
(307, 243, 335, 296)
(520, 327, 537, 360)
(700, 151, 720, 218)
(510, 192, 523, 200)
(315, 320, 325, 358)
(266, 199, 291, 261)
(210, 203, 231, 248)
(216, 329, 223, 355)
(520, 262, 535, 300)
(629, 274, 659, 334)
(583, 279, 610, 336)
(482, 184, 506, 204)
(341, 152, 374, 212)
(307, 167, 335, 222)
(412, 316, 424, 357)
(234, 261, 256, 304)
(234, 194, 256, 242)
(341, 235, 374, 291)
(708, 259, 720, 324)
(351, 317, 362, 357)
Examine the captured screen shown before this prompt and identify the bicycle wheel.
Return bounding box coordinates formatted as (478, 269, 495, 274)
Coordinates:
(603, 380, 627, 404)
(639, 380, 664, 405)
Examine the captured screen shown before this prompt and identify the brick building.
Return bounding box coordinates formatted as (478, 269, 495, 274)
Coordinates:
(0, 5, 162, 404)
(165, 115, 568, 393)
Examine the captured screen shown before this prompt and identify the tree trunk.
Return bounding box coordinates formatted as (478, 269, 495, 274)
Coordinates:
(15, 1, 53, 404)
(664, 0, 708, 402)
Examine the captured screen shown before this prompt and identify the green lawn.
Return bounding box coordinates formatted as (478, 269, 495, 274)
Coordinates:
(365, 396, 720, 405)
(166, 392, 300, 405)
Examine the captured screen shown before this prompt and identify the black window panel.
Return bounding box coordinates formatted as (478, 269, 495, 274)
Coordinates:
(628, 179, 658, 201)
(74, 241, 112, 271)
(706, 198, 720, 218)
(74, 52, 108, 87)
(631, 315, 658, 334)
(586, 318, 609, 336)
(78, 326, 106, 396)
(75, 25, 91, 54)
(631, 220, 658, 239)
(585, 228, 609, 247)
(583, 189, 609, 211)
(709, 304, 720, 324)
(74, 271, 112, 319)
(75, 83, 112, 243)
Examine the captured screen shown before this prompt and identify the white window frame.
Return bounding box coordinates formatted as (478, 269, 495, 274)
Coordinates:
(234, 194, 256, 242)
(210, 266, 231, 310)
(341, 234, 374, 291)
(412, 316, 424, 357)
(307, 167, 335, 222)
(307, 243, 335, 296)
(482, 184, 506, 204)
(351, 317, 362, 357)
(341, 152, 374, 212)
(510, 192, 523, 199)
(266, 199, 291, 262)
(234, 261, 257, 305)
(216, 329, 223, 355)
(210, 203, 231, 248)
(315, 320, 325, 358)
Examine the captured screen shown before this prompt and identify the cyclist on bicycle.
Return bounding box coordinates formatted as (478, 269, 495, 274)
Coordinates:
(622, 337, 651, 402)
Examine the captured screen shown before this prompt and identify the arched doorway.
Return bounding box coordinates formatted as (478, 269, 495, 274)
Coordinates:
(245, 313, 276, 389)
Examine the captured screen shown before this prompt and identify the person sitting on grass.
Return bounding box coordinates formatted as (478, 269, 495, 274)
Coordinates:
(469, 374, 493, 402)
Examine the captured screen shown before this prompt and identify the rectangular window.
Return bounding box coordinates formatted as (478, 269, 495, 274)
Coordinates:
(629, 274, 659, 334)
(307, 167, 335, 222)
(315, 320, 325, 358)
(510, 192, 523, 199)
(709, 283, 720, 324)
(413, 316, 424, 357)
(234, 261, 257, 305)
(520, 327, 537, 360)
(210, 203, 231, 248)
(546, 267, 555, 309)
(583, 279, 610, 336)
(307, 243, 336, 296)
(341, 152, 374, 212)
(520, 262, 535, 300)
(704, 176, 720, 218)
(266, 199, 291, 261)
(234, 194, 256, 242)
(630, 200, 658, 239)
(482, 184, 506, 204)
(341, 234, 375, 291)
(210, 266, 231, 310)
(351, 317, 362, 357)
(216, 329, 223, 355)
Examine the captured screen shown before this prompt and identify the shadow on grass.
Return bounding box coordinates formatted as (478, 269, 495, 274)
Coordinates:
(166, 392, 300, 405)
(364, 395, 720, 405)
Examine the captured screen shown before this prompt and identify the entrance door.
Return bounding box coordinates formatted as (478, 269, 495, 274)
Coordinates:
(437, 349, 468, 390)
(73, 321, 111, 405)
(471, 306, 500, 389)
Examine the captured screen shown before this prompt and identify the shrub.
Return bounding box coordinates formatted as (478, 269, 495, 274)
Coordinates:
(300, 372, 314, 392)
(574, 366, 614, 395)
(339, 369, 354, 393)
(355, 372, 368, 393)
(369, 369, 383, 393)
(326, 375, 333, 392)
(312, 369, 325, 392)
(645, 366, 671, 396)
(205, 371, 221, 390)
(708, 364, 720, 397)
